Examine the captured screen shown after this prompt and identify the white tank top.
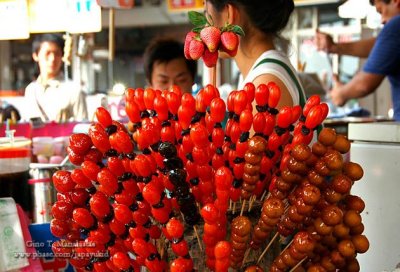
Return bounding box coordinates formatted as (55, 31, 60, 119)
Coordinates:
(238, 50, 306, 107)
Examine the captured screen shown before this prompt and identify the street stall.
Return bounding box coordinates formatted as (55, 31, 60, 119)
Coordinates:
(0, 0, 397, 271)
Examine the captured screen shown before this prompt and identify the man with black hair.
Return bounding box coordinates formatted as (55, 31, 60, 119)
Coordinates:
(315, 0, 400, 121)
(143, 37, 197, 94)
(24, 34, 88, 122)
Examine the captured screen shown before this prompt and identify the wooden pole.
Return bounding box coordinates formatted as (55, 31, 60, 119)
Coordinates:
(108, 8, 115, 90)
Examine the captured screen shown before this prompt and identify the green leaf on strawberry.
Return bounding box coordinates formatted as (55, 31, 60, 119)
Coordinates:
(188, 11, 207, 27)
(192, 26, 204, 33)
(231, 25, 245, 37)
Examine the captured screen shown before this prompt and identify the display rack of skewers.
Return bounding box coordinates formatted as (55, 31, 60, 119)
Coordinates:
(49, 11, 369, 272)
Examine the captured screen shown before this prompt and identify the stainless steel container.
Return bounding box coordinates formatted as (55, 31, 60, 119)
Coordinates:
(29, 163, 59, 223)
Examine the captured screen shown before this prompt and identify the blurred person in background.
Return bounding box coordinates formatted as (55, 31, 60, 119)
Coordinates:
(315, 0, 400, 121)
(143, 37, 197, 94)
(24, 34, 88, 122)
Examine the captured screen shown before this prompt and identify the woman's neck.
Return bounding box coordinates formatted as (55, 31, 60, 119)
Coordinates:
(234, 33, 275, 80)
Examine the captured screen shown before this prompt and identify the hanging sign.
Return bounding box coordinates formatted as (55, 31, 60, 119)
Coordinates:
(67, 0, 102, 34)
(96, 0, 133, 9)
(167, 0, 203, 13)
(0, 0, 30, 40)
(28, 0, 68, 33)
(28, 0, 101, 34)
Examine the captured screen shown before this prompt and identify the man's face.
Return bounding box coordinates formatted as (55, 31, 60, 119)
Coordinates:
(151, 58, 194, 94)
(33, 41, 63, 80)
(374, 0, 400, 24)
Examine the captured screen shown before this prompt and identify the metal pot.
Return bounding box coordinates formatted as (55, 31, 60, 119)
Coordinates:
(29, 163, 60, 223)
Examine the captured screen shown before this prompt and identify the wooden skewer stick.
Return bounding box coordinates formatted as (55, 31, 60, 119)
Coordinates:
(240, 199, 246, 216)
(241, 248, 251, 268)
(281, 238, 294, 254)
(232, 202, 236, 214)
(248, 195, 256, 212)
(256, 232, 279, 265)
(211, 66, 217, 87)
(193, 225, 203, 252)
(289, 257, 307, 272)
(260, 190, 267, 202)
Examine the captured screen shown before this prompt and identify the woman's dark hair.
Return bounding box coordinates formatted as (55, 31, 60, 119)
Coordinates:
(207, 0, 294, 35)
(143, 37, 197, 84)
(369, 0, 391, 5)
(32, 33, 64, 54)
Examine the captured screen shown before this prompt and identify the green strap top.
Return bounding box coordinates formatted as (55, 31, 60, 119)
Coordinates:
(253, 57, 307, 108)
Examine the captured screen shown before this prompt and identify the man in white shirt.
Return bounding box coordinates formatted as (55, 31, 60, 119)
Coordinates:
(24, 34, 88, 122)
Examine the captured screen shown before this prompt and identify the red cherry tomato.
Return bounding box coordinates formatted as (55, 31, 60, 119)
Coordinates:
(195, 89, 207, 113)
(303, 95, 321, 116)
(154, 95, 169, 121)
(200, 203, 220, 224)
(112, 252, 131, 270)
(252, 112, 266, 133)
(88, 123, 111, 153)
(109, 130, 134, 154)
(171, 240, 189, 256)
(227, 90, 238, 112)
(125, 88, 135, 102)
(291, 105, 302, 124)
(319, 103, 329, 121)
(190, 123, 209, 148)
(236, 141, 248, 158)
(107, 157, 125, 177)
(142, 182, 163, 205)
(239, 109, 253, 132)
(229, 122, 241, 143)
(166, 91, 180, 115)
(144, 88, 156, 109)
(51, 201, 73, 220)
(131, 238, 152, 258)
(73, 208, 94, 228)
(170, 257, 190, 272)
(180, 93, 196, 112)
(113, 204, 133, 224)
(277, 106, 293, 128)
(230, 187, 241, 202)
(166, 218, 185, 238)
(243, 82, 255, 103)
(267, 82, 281, 108)
(210, 97, 226, 123)
(263, 113, 276, 136)
(203, 84, 219, 106)
(133, 88, 146, 111)
(233, 162, 245, 180)
(255, 83, 269, 106)
(305, 105, 322, 129)
(95, 107, 113, 128)
(160, 126, 176, 143)
(233, 90, 248, 115)
(268, 132, 282, 151)
(69, 133, 92, 156)
(125, 100, 141, 123)
(214, 166, 233, 190)
(71, 169, 92, 188)
(214, 241, 232, 259)
(53, 170, 76, 193)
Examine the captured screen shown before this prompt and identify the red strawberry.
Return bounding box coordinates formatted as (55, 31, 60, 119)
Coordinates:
(200, 26, 221, 53)
(184, 31, 197, 59)
(221, 31, 238, 51)
(202, 48, 218, 68)
(220, 42, 238, 57)
(189, 39, 205, 60)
